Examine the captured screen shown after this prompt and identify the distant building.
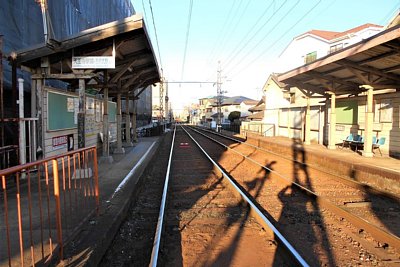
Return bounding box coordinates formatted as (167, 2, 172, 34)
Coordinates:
(199, 96, 257, 124)
(151, 83, 170, 123)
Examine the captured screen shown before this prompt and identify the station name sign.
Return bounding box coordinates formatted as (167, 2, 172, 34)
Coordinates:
(72, 56, 115, 69)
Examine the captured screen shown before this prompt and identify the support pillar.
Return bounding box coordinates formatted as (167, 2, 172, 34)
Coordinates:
(131, 90, 138, 142)
(287, 108, 291, 139)
(101, 71, 113, 163)
(114, 91, 125, 154)
(18, 78, 26, 166)
(304, 96, 311, 145)
(30, 75, 37, 162)
(36, 77, 44, 158)
(77, 79, 86, 149)
(328, 92, 336, 150)
(124, 91, 133, 147)
(362, 85, 374, 157)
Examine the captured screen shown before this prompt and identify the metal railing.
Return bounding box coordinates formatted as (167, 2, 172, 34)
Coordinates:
(0, 117, 38, 168)
(0, 146, 99, 266)
(241, 122, 275, 137)
(0, 145, 18, 170)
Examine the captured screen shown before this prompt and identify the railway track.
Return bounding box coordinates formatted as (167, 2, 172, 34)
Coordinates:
(151, 125, 306, 266)
(101, 125, 306, 266)
(185, 126, 400, 265)
(102, 125, 399, 266)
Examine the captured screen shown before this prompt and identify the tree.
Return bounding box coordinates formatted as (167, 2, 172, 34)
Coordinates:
(228, 111, 241, 123)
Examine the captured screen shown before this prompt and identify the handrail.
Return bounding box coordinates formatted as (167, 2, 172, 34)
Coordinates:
(0, 146, 99, 266)
(0, 146, 96, 176)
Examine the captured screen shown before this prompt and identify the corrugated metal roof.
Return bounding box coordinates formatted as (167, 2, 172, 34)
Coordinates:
(15, 14, 160, 96)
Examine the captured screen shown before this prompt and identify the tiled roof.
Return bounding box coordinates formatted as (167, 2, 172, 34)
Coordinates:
(301, 23, 383, 41)
(249, 103, 265, 112)
(247, 111, 264, 120)
(221, 96, 257, 106)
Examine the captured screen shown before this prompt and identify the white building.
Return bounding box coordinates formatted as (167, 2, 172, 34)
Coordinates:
(199, 96, 257, 124)
(251, 21, 400, 157)
(276, 23, 383, 73)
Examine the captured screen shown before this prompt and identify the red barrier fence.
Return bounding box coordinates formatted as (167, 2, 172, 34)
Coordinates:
(0, 146, 99, 266)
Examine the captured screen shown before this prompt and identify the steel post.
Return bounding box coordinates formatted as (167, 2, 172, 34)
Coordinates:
(18, 78, 26, 167)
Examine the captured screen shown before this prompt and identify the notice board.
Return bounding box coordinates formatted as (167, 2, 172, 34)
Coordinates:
(47, 91, 78, 131)
(108, 101, 117, 122)
(336, 100, 358, 124)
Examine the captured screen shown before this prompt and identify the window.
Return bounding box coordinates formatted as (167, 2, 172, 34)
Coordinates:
(329, 43, 343, 54)
(374, 99, 393, 123)
(304, 51, 317, 64)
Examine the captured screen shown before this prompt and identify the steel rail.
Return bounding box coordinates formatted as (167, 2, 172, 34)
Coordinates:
(193, 126, 400, 201)
(189, 126, 400, 251)
(181, 125, 309, 267)
(149, 124, 177, 267)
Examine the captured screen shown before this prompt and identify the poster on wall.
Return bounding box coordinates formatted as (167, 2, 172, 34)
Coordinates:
(95, 101, 102, 122)
(86, 97, 95, 115)
(380, 99, 393, 122)
(52, 135, 68, 151)
(67, 97, 74, 112)
(74, 98, 79, 124)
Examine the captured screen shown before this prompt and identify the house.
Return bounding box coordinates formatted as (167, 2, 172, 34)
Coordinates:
(198, 96, 257, 124)
(259, 21, 400, 158)
(218, 96, 258, 122)
(198, 97, 218, 123)
(247, 98, 265, 121)
(275, 23, 383, 73)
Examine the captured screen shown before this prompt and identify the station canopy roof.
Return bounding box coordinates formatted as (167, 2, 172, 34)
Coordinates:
(277, 24, 400, 96)
(14, 14, 160, 96)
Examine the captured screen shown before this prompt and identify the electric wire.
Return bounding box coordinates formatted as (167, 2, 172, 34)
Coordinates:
(141, 0, 150, 31)
(228, 0, 323, 79)
(204, 1, 279, 82)
(380, 1, 400, 25)
(210, 0, 245, 64)
(221, 0, 288, 72)
(148, 0, 163, 74)
(206, 0, 239, 67)
(181, 0, 194, 80)
(224, 0, 300, 76)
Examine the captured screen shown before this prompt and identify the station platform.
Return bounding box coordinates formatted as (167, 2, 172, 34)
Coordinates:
(241, 132, 400, 195)
(60, 136, 161, 266)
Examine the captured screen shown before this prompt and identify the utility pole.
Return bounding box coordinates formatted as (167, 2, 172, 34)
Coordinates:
(216, 61, 223, 132)
(159, 77, 164, 124)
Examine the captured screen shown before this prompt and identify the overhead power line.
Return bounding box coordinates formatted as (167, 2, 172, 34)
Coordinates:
(224, 0, 301, 77)
(141, 0, 150, 31)
(221, 0, 288, 72)
(206, 0, 239, 67)
(148, 0, 163, 75)
(209, 0, 245, 65)
(181, 0, 194, 80)
(229, 0, 323, 79)
(204, 0, 284, 81)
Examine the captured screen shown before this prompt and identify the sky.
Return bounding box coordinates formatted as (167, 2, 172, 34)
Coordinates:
(131, 0, 400, 112)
